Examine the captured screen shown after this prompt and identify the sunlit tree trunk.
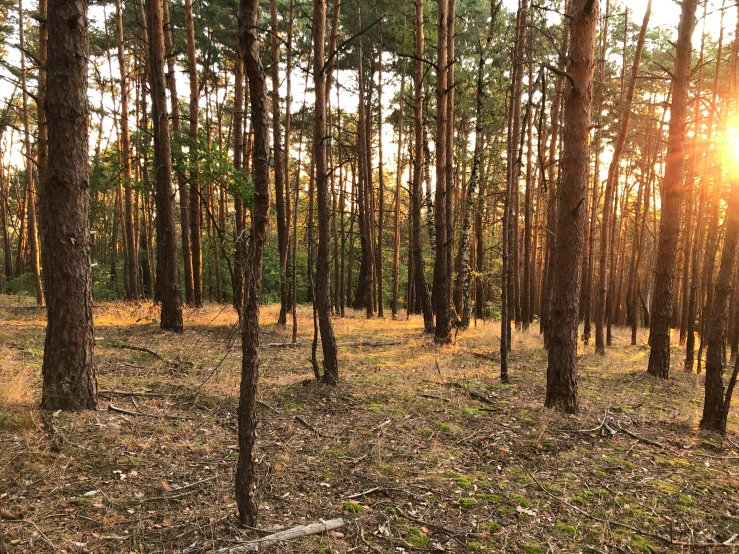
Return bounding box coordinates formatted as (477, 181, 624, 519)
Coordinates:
(18, 0, 44, 306)
(647, 0, 699, 378)
(545, 0, 598, 413)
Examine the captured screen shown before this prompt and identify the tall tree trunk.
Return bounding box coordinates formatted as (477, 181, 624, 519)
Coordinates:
(433, 0, 451, 343)
(457, 2, 497, 329)
(413, 0, 434, 333)
(701, 173, 739, 432)
(392, 60, 406, 319)
(680, 10, 707, 346)
(114, 0, 139, 301)
(376, 21, 385, 318)
(162, 0, 192, 305)
(146, 0, 183, 332)
(595, 0, 650, 353)
(233, 16, 246, 318)
(545, 0, 598, 413)
(313, 0, 339, 384)
(185, 0, 203, 307)
(235, 0, 271, 526)
(647, 0, 699, 378)
(271, 0, 288, 325)
(18, 0, 44, 306)
(41, 0, 97, 410)
(583, 0, 610, 345)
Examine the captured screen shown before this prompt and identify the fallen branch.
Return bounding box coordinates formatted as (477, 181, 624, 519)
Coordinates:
(216, 518, 345, 552)
(111, 343, 166, 361)
(394, 507, 466, 547)
(294, 415, 320, 436)
(345, 487, 399, 500)
(418, 393, 450, 402)
(98, 389, 170, 398)
(616, 420, 663, 448)
(107, 403, 191, 421)
(444, 382, 496, 405)
(0, 519, 56, 551)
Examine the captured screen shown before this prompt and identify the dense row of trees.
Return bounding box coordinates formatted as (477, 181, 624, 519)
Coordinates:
(5, 0, 739, 526)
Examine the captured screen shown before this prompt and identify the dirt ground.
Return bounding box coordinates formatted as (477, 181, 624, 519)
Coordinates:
(2, 297, 739, 553)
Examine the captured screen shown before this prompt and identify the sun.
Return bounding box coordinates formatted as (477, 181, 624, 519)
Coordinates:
(721, 125, 739, 176)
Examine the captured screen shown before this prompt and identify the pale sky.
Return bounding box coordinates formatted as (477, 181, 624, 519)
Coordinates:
(0, 0, 734, 172)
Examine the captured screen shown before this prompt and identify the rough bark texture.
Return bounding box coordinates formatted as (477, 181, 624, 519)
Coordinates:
(413, 0, 434, 334)
(162, 0, 192, 306)
(433, 0, 451, 343)
(646, 0, 698, 379)
(545, 0, 598, 414)
(236, 0, 271, 527)
(700, 174, 739, 433)
(313, 0, 339, 385)
(271, 0, 288, 326)
(146, 0, 183, 333)
(41, 0, 97, 411)
(185, 0, 203, 307)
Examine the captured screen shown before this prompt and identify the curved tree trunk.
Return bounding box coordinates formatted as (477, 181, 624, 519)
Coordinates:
(235, 0, 271, 526)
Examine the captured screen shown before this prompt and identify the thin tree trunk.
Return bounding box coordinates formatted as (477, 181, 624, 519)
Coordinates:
(392, 60, 406, 319)
(271, 0, 288, 325)
(413, 0, 434, 333)
(18, 0, 44, 306)
(235, 0, 271, 526)
(185, 0, 203, 307)
(595, 0, 650, 353)
(313, 0, 339, 384)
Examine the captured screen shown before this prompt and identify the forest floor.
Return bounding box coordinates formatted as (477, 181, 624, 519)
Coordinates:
(1, 297, 739, 554)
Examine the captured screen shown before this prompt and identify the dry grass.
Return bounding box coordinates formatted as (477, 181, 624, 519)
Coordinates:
(1, 297, 739, 553)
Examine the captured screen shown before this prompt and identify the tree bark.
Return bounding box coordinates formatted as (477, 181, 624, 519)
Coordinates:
(313, 0, 340, 384)
(185, 0, 203, 307)
(545, 0, 598, 414)
(41, 0, 97, 411)
(433, 0, 451, 343)
(646, 0, 699, 378)
(18, 0, 44, 306)
(146, 0, 183, 332)
(236, 0, 271, 526)
(271, 0, 288, 325)
(413, 0, 435, 334)
(162, 0, 192, 306)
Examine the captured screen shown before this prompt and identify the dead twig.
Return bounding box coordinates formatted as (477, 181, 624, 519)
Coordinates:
(111, 343, 166, 361)
(294, 415, 320, 436)
(107, 403, 191, 421)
